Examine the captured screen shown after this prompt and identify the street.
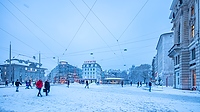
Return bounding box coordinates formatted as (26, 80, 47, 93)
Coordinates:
(0, 83, 200, 112)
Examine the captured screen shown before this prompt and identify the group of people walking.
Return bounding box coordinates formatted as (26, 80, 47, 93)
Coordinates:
(12, 79, 50, 96)
(36, 79, 50, 97)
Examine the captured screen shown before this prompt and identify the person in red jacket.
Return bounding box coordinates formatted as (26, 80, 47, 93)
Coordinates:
(36, 79, 43, 97)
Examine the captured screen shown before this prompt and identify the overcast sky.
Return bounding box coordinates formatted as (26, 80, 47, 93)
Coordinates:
(0, 0, 173, 72)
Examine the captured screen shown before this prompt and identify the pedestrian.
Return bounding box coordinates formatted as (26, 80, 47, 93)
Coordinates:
(25, 80, 29, 89)
(44, 80, 50, 96)
(36, 79, 43, 97)
(140, 81, 142, 87)
(137, 81, 140, 88)
(12, 81, 14, 86)
(149, 81, 152, 92)
(5, 80, 8, 86)
(15, 79, 22, 92)
(85, 80, 89, 88)
(130, 81, 132, 86)
(121, 81, 124, 87)
(29, 80, 33, 89)
(67, 80, 70, 88)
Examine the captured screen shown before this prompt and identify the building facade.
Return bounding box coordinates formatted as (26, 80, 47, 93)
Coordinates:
(0, 59, 46, 83)
(156, 32, 174, 86)
(82, 60, 102, 83)
(48, 61, 82, 83)
(151, 55, 158, 80)
(168, 0, 200, 90)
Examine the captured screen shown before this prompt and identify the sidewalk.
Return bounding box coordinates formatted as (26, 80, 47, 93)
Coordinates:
(142, 85, 200, 95)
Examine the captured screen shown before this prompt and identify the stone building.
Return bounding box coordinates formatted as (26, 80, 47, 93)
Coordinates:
(0, 59, 46, 83)
(48, 61, 82, 83)
(82, 60, 102, 83)
(156, 32, 174, 86)
(168, 0, 200, 90)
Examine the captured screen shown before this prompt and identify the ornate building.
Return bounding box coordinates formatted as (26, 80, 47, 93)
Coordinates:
(48, 61, 82, 83)
(168, 0, 200, 90)
(82, 60, 102, 83)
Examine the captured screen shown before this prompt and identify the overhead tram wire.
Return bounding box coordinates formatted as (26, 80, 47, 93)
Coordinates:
(69, 0, 118, 56)
(0, 28, 38, 52)
(0, 28, 50, 62)
(7, 0, 66, 50)
(82, 0, 118, 41)
(116, 0, 149, 68)
(7, 0, 64, 58)
(63, 0, 97, 56)
(83, 0, 131, 67)
(0, 2, 58, 57)
(118, 0, 149, 41)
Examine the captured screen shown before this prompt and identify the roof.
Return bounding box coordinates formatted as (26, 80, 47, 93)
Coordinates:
(104, 78, 124, 80)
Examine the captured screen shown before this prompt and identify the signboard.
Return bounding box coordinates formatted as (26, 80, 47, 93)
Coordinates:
(84, 60, 96, 64)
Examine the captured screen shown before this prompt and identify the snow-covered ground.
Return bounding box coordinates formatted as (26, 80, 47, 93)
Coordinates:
(0, 83, 200, 112)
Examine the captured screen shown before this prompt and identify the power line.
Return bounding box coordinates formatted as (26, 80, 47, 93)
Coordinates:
(0, 27, 38, 52)
(0, 2, 58, 57)
(118, 0, 149, 41)
(82, 0, 118, 41)
(69, 0, 118, 57)
(64, 0, 97, 55)
(48, 36, 158, 57)
(7, 0, 66, 51)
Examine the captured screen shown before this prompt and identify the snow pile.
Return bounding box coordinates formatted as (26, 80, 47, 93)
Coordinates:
(0, 83, 200, 112)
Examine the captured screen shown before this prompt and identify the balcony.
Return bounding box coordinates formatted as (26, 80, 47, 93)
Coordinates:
(168, 44, 181, 57)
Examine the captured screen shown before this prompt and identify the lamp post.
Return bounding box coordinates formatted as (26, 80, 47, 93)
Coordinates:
(90, 52, 94, 60)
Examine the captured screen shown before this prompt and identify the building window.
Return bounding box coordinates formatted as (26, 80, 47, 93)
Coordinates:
(177, 24, 181, 43)
(191, 25, 195, 38)
(191, 6, 195, 16)
(192, 70, 196, 87)
(175, 55, 180, 65)
(191, 48, 196, 60)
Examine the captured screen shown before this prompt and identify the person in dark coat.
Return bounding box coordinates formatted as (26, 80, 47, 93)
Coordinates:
(66, 80, 70, 88)
(137, 81, 140, 88)
(85, 80, 89, 88)
(25, 80, 29, 89)
(15, 79, 22, 92)
(130, 81, 132, 86)
(140, 81, 142, 87)
(29, 80, 33, 89)
(36, 79, 43, 97)
(44, 80, 50, 96)
(12, 81, 14, 86)
(5, 80, 8, 86)
(149, 81, 152, 92)
(121, 81, 124, 87)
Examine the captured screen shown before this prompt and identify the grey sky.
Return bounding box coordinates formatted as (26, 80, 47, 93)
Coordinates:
(0, 0, 173, 72)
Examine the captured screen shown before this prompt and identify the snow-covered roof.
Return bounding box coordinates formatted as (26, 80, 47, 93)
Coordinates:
(104, 78, 124, 80)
